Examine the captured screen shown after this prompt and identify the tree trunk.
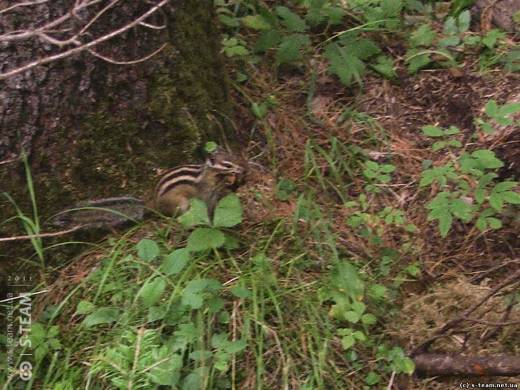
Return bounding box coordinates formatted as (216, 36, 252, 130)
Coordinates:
(0, 0, 233, 274)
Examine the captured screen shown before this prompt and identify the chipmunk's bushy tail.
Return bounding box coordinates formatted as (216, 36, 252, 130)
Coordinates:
(52, 196, 146, 230)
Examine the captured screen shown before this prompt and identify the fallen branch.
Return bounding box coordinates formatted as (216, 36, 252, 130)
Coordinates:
(413, 353, 520, 377)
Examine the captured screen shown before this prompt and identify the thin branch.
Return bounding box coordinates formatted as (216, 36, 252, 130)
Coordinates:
(0, 0, 170, 80)
(138, 21, 166, 30)
(461, 316, 520, 326)
(0, 224, 85, 242)
(87, 42, 167, 65)
(0, 0, 49, 15)
(0, 0, 104, 43)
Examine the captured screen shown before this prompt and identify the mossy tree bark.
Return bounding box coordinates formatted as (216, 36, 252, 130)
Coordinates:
(0, 1, 233, 235)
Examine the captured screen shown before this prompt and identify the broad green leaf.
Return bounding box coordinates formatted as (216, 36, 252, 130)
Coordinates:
(75, 300, 95, 315)
(341, 335, 355, 350)
(432, 141, 446, 151)
(324, 42, 366, 86)
(482, 29, 504, 49)
(493, 181, 518, 192)
(371, 55, 396, 79)
(502, 191, 520, 204)
(140, 277, 166, 308)
(485, 100, 498, 118)
(276, 33, 311, 64)
(241, 15, 272, 30)
(407, 52, 432, 74)
(344, 311, 360, 323)
(365, 371, 380, 385)
(368, 284, 387, 300)
(162, 248, 190, 275)
(187, 228, 226, 251)
(137, 239, 160, 262)
(275, 6, 308, 32)
(488, 217, 502, 229)
(498, 102, 520, 116)
(254, 29, 282, 53)
(489, 193, 504, 211)
(410, 24, 436, 47)
(230, 285, 252, 299)
(382, 0, 403, 17)
(178, 199, 210, 228)
(361, 313, 377, 325)
(471, 150, 503, 169)
(83, 307, 120, 327)
(438, 211, 453, 237)
(457, 10, 471, 32)
(213, 194, 243, 227)
(422, 125, 444, 137)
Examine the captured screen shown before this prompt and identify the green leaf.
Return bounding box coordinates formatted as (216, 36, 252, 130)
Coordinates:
(275, 6, 308, 32)
(162, 248, 190, 275)
(137, 239, 160, 262)
(432, 141, 446, 151)
(482, 29, 504, 49)
(497, 102, 520, 117)
(445, 126, 461, 135)
(187, 228, 226, 251)
(489, 193, 504, 211)
(276, 33, 311, 64)
(178, 199, 210, 228)
(365, 371, 380, 385)
(382, 0, 403, 17)
(83, 307, 120, 327)
(487, 217, 502, 229)
(485, 100, 498, 118)
(344, 311, 360, 323)
(493, 181, 518, 192)
(230, 285, 252, 299)
(241, 15, 272, 30)
(438, 211, 453, 237)
(369, 284, 387, 300)
(140, 277, 166, 308)
(457, 10, 471, 32)
(410, 24, 436, 47)
(502, 191, 520, 204)
(324, 42, 366, 86)
(254, 29, 282, 53)
(371, 55, 396, 79)
(75, 300, 95, 315)
(361, 313, 377, 325)
(471, 150, 503, 169)
(422, 125, 444, 137)
(341, 335, 355, 350)
(213, 193, 243, 227)
(407, 52, 432, 73)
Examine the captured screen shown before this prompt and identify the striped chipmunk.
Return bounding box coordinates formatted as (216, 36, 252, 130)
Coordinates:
(53, 148, 246, 230)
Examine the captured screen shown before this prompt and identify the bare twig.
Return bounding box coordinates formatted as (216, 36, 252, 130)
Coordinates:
(0, 0, 170, 80)
(87, 42, 167, 65)
(0, 225, 85, 242)
(0, 0, 49, 15)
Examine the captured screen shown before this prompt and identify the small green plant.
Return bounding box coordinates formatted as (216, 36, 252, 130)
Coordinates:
(362, 160, 395, 193)
(475, 99, 520, 134)
(421, 149, 520, 236)
(319, 260, 415, 383)
(422, 125, 462, 151)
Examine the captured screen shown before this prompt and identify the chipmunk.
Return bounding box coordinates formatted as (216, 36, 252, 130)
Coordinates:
(53, 149, 246, 230)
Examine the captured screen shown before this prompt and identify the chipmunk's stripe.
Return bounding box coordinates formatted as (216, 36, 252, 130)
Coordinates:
(156, 165, 204, 189)
(157, 175, 203, 197)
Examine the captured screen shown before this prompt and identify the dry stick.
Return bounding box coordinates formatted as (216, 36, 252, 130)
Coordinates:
(0, 0, 104, 42)
(87, 42, 167, 65)
(0, 0, 169, 80)
(0, 225, 85, 242)
(411, 268, 520, 356)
